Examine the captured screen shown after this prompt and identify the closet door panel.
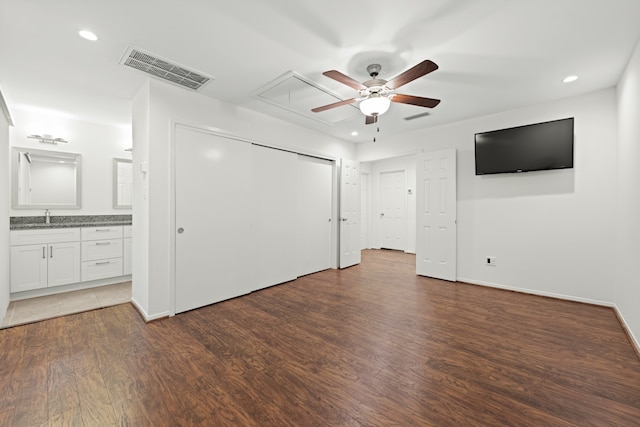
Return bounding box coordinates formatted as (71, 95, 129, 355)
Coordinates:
(297, 155, 333, 277)
(175, 126, 253, 314)
(252, 145, 298, 291)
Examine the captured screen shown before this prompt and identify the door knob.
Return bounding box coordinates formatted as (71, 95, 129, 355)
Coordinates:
(341, 217, 347, 222)
(381, 213, 385, 216)
(177, 227, 184, 234)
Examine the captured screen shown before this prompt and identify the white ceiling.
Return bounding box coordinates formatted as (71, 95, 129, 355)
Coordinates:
(1, 0, 639, 143)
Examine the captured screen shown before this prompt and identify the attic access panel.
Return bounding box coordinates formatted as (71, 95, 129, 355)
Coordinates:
(256, 71, 361, 125)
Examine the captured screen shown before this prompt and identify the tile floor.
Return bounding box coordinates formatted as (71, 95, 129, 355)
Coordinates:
(0, 281, 131, 328)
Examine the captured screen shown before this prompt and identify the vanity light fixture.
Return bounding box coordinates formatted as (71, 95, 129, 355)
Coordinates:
(28, 134, 68, 144)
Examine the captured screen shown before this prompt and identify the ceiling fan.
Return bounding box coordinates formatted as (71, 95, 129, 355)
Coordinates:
(311, 59, 441, 125)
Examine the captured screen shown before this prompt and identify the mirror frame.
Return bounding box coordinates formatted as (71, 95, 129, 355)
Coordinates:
(113, 158, 133, 209)
(11, 147, 82, 209)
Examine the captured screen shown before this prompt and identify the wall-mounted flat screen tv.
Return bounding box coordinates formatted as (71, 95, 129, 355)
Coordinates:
(475, 117, 574, 175)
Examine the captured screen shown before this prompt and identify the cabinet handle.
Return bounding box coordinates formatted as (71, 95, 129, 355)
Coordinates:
(50, 246, 53, 258)
(42, 246, 46, 259)
(95, 261, 111, 265)
(95, 242, 111, 246)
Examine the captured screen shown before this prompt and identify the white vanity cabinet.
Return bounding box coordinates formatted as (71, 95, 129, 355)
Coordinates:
(10, 228, 81, 292)
(81, 226, 124, 281)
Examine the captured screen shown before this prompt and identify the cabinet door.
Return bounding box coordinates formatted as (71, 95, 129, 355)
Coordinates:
(123, 237, 132, 275)
(48, 242, 81, 287)
(10, 244, 47, 292)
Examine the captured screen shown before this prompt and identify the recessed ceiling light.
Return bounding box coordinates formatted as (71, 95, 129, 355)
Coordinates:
(79, 30, 98, 41)
(351, 131, 358, 136)
(563, 75, 578, 83)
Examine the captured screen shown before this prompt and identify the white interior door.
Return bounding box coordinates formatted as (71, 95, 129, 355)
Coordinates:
(416, 149, 457, 281)
(175, 126, 253, 313)
(252, 145, 297, 290)
(297, 155, 332, 277)
(379, 170, 406, 251)
(340, 159, 361, 268)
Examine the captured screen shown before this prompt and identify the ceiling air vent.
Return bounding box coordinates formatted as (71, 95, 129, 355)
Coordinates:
(403, 111, 431, 121)
(120, 46, 213, 91)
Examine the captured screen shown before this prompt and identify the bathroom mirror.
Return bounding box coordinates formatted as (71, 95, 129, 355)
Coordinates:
(11, 147, 82, 209)
(113, 158, 132, 209)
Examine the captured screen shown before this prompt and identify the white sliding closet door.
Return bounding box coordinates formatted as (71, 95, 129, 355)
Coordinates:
(175, 126, 253, 314)
(297, 155, 332, 277)
(252, 145, 298, 290)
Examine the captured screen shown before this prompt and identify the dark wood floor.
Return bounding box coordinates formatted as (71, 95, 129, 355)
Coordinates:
(1, 250, 640, 426)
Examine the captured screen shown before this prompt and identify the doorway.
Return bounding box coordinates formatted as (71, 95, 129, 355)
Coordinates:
(360, 155, 416, 254)
(379, 170, 406, 251)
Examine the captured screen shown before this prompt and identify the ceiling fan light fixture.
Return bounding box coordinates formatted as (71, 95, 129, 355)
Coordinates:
(359, 95, 390, 116)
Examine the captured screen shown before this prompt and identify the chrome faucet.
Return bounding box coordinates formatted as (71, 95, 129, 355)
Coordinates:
(44, 209, 50, 224)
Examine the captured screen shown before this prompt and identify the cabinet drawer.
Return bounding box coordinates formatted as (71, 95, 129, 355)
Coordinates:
(81, 226, 123, 241)
(81, 239, 123, 261)
(81, 258, 123, 281)
(11, 228, 80, 245)
(123, 225, 132, 238)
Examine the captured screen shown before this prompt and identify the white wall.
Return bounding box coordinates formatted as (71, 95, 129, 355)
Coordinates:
(131, 81, 150, 315)
(132, 78, 356, 320)
(9, 108, 132, 216)
(358, 88, 618, 305)
(615, 40, 640, 349)
(0, 89, 11, 323)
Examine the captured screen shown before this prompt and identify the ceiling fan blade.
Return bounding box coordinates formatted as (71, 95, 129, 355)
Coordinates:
(391, 94, 441, 108)
(323, 70, 367, 90)
(311, 98, 357, 113)
(365, 115, 378, 125)
(386, 60, 438, 90)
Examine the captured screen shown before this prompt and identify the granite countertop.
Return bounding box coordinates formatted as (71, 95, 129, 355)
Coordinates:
(10, 215, 132, 231)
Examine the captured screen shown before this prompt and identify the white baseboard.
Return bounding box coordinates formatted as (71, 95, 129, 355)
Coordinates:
(613, 304, 640, 359)
(457, 277, 640, 358)
(457, 277, 614, 307)
(11, 275, 133, 301)
(130, 297, 170, 322)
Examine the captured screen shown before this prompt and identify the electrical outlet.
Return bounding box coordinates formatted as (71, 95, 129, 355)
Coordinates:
(486, 256, 497, 266)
